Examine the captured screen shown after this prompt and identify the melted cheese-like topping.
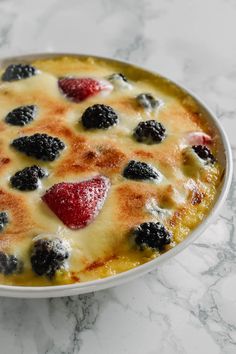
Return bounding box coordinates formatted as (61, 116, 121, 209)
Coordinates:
(0, 56, 222, 286)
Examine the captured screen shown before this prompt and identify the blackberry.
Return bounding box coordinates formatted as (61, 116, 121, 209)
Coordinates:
(11, 133, 65, 161)
(31, 238, 70, 278)
(192, 145, 216, 164)
(81, 104, 118, 129)
(108, 73, 128, 83)
(0, 211, 8, 232)
(136, 93, 160, 110)
(133, 222, 172, 250)
(5, 105, 37, 126)
(2, 64, 37, 81)
(108, 73, 131, 90)
(10, 165, 47, 191)
(123, 160, 159, 181)
(0, 252, 22, 275)
(134, 120, 166, 144)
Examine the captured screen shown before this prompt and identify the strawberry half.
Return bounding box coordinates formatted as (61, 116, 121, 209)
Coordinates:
(186, 132, 213, 145)
(42, 176, 110, 230)
(58, 77, 112, 103)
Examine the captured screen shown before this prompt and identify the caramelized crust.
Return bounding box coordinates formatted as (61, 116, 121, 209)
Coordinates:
(0, 188, 45, 252)
(55, 137, 127, 178)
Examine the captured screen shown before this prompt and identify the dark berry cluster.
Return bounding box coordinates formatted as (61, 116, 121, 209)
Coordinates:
(133, 222, 172, 250)
(123, 160, 159, 181)
(5, 105, 37, 126)
(134, 120, 166, 144)
(192, 145, 216, 164)
(136, 93, 160, 110)
(81, 104, 118, 129)
(11, 133, 65, 161)
(0, 211, 8, 232)
(0, 252, 22, 275)
(108, 72, 128, 83)
(10, 165, 47, 191)
(2, 64, 37, 81)
(31, 238, 69, 278)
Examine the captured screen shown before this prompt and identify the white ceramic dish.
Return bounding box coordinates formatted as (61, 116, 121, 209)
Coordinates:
(0, 53, 233, 298)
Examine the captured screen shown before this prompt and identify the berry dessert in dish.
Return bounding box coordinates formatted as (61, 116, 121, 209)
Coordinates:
(0, 56, 224, 286)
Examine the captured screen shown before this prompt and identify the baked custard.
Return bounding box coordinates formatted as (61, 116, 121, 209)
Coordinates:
(0, 56, 223, 286)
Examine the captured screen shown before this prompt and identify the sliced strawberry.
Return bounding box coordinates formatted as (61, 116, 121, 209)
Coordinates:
(186, 132, 213, 145)
(58, 77, 112, 103)
(42, 176, 110, 230)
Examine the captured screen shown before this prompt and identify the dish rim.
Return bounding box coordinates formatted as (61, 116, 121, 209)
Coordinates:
(0, 52, 233, 298)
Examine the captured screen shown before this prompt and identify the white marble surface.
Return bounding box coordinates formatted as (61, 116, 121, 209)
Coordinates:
(0, 0, 235, 353)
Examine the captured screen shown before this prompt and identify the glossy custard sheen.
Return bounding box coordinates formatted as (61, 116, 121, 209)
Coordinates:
(0, 56, 223, 286)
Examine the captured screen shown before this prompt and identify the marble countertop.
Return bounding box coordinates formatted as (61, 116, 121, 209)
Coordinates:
(0, 0, 235, 353)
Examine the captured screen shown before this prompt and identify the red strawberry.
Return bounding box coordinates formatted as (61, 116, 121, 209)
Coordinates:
(58, 77, 112, 103)
(42, 176, 110, 230)
(186, 132, 212, 145)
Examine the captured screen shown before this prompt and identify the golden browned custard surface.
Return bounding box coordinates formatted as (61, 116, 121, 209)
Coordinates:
(0, 56, 223, 286)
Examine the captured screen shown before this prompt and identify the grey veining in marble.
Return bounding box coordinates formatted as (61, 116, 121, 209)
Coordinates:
(0, 0, 235, 353)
